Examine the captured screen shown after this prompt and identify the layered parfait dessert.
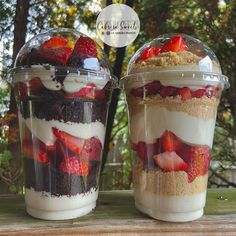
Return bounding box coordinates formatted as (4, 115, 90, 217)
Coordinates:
(121, 34, 229, 222)
(8, 28, 115, 220)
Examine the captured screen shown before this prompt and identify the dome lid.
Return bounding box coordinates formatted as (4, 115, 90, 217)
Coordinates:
(128, 33, 222, 75)
(14, 28, 112, 76)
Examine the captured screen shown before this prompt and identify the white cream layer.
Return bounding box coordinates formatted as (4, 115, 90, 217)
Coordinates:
(134, 188, 206, 222)
(25, 188, 98, 220)
(129, 105, 216, 147)
(19, 114, 106, 146)
(14, 66, 109, 92)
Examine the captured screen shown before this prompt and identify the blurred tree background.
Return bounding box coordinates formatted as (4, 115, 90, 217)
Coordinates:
(0, 0, 235, 193)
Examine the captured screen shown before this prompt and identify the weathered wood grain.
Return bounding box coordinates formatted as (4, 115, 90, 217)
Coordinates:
(0, 189, 236, 235)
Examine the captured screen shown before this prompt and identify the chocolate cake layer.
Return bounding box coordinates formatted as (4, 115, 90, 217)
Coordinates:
(19, 88, 108, 124)
(24, 158, 100, 196)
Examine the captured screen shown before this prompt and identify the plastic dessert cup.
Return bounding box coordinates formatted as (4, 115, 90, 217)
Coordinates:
(7, 28, 116, 220)
(121, 34, 229, 222)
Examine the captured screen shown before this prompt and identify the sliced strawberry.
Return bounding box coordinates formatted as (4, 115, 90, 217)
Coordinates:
(23, 139, 50, 164)
(176, 143, 192, 163)
(60, 156, 89, 176)
(130, 87, 144, 98)
(34, 47, 72, 65)
(135, 142, 159, 163)
(153, 152, 188, 171)
(41, 36, 68, 48)
(65, 83, 105, 100)
(80, 137, 102, 162)
(137, 46, 162, 62)
(192, 88, 206, 98)
(185, 146, 211, 182)
(177, 87, 192, 101)
(161, 35, 188, 53)
(145, 81, 162, 96)
(204, 85, 214, 98)
(131, 142, 138, 151)
(160, 86, 177, 98)
(136, 142, 147, 162)
(162, 131, 182, 152)
(72, 36, 97, 58)
(23, 139, 33, 157)
(52, 128, 85, 154)
(213, 85, 221, 96)
(77, 84, 96, 98)
(15, 77, 43, 100)
(95, 90, 106, 100)
(27, 77, 44, 93)
(15, 82, 27, 101)
(205, 85, 221, 98)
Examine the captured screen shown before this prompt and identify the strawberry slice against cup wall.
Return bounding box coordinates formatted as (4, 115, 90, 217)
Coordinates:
(7, 28, 117, 220)
(121, 34, 229, 222)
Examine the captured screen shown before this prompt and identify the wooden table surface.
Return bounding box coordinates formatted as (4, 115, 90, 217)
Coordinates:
(0, 189, 236, 235)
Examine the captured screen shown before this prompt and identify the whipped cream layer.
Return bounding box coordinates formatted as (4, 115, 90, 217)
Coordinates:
(13, 66, 109, 92)
(25, 187, 98, 220)
(134, 189, 206, 222)
(129, 105, 216, 147)
(19, 114, 106, 146)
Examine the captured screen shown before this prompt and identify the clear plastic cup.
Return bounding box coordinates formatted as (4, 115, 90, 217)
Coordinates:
(7, 28, 116, 220)
(121, 34, 229, 222)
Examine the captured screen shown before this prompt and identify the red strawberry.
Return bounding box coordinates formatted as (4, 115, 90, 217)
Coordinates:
(35, 47, 72, 65)
(15, 82, 27, 101)
(80, 137, 102, 162)
(136, 142, 147, 162)
(176, 143, 192, 163)
(77, 83, 96, 98)
(145, 81, 162, 96)
(177, 87, 192, 101)
(185, 146, 210, 182)
(60, 156, 89, 176)
(130, 82, 161, 98)
(161, 35, 188, 53)
(41, 36, 68, 48)
(162, 131, 182, 152)
(205, 85, 222, 98)
(65, 83, 105, 100)
(192, 88, 206, 98)
(73, 36, 97, 58)
(23, 139, 50, 164)
(205, 85, 215, 98)
(160, 86, 177, 98)
(137, 46, 162, 62)
(213, 85, 221, 96)
(130, 87, 144, 98)
(153, 152, 188, 171)
(95, 90, 106, 100)
(27, 77, 43, 93)
(52, 128, 85, 154)
(136, 142, 159, 163)
(15, 77, 43, 100)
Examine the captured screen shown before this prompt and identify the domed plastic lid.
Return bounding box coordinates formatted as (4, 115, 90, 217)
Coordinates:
(8, 28, 117, 88)
(16, 28, 111, 73)
(128, 33, 222, 75)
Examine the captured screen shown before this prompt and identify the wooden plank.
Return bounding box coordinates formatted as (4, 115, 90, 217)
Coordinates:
(0, 189, 236, 235)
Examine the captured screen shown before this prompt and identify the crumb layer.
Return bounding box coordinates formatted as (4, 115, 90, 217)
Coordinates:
(133, 160, 208, 196)
(127, 95, 219, 120)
